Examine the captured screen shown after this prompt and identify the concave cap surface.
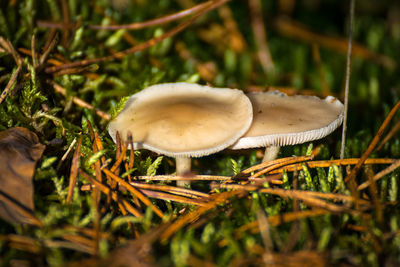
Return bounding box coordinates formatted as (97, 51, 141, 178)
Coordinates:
(109, 83, 253, 157)
(231, 91, 344, 149)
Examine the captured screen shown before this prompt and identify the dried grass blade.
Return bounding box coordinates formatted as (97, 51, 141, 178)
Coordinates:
(0, 37, 22, 66)
(66, 136, 82, 204)
(212, 183, 368, 206)
(259, 188, 356, 213)
(0, 65, 21, 105)
(102, 168, 164, 219)
(160, 190, 245, 241)
(140, 189, 207, 206)
(62, 234, 96, 255)
(0, 234, 41, 253)
(269, 158, 395, 174)
(358, 159, 400, 191)
(250, 156, 314, 178)
(134, 175, 230, 181)
(129, 182, 209, 199)
(39, 33, 59, 66)
(377, 120, 400, 151)
(110, 138, 128, 173)
(240, 156, 306, 175)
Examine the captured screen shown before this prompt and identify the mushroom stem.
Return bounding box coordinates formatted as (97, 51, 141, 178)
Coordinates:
(175, 157, 191, 187)
(262, 145, 280, 162)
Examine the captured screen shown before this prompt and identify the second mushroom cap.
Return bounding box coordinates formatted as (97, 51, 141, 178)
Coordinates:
(231, 91, 344, 150)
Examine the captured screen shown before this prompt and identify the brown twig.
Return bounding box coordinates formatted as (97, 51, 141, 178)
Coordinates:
(80, 182, 207, 206)
(0, 65, 21, 105)
(81, 180, 209, 199)
(18, 47, 63, 67)
(61, 0, 70, 47)
(66, 136, 82, 204)
(40, 32, 59, 66)
(89, 0, 213, 30)
(44, 0, 229, 74)
(0, 37, 23, 66)
(377, 119, 400, 151)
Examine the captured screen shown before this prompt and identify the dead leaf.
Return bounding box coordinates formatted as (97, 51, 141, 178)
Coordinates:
(0, 127, 45, 225)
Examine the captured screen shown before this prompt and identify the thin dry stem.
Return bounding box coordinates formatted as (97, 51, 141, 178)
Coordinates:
(358, 159, 400, 191)
(377, 120, 400, 151)
(89, 1, 213, 30)
(268, 158, 395, 174)
(251, 156, 314, 178)
(160, 190, 246, 241)
(340, 0, 355, 160)
(0, 65, 21, 105)
(133, 174, 230, 181)
(66, 136, 82, 204)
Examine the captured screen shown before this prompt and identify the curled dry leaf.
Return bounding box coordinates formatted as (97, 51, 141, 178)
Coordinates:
(0, 127, 45, 225)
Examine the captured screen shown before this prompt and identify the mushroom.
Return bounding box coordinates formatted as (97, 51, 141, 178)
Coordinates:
(230, 91, 344, 161)
(108, 82, 253, 184)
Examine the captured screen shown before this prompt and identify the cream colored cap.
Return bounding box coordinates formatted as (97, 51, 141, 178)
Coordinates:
(231, 91, 344, 149)
(109, 83, 253, 157)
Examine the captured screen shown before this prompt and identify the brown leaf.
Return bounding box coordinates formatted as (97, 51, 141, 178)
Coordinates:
(0, 127, 45, 225)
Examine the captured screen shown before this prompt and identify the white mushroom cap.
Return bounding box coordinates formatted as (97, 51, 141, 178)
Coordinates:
(231, 91, 344, 149)
(109, 83, 253, 157)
